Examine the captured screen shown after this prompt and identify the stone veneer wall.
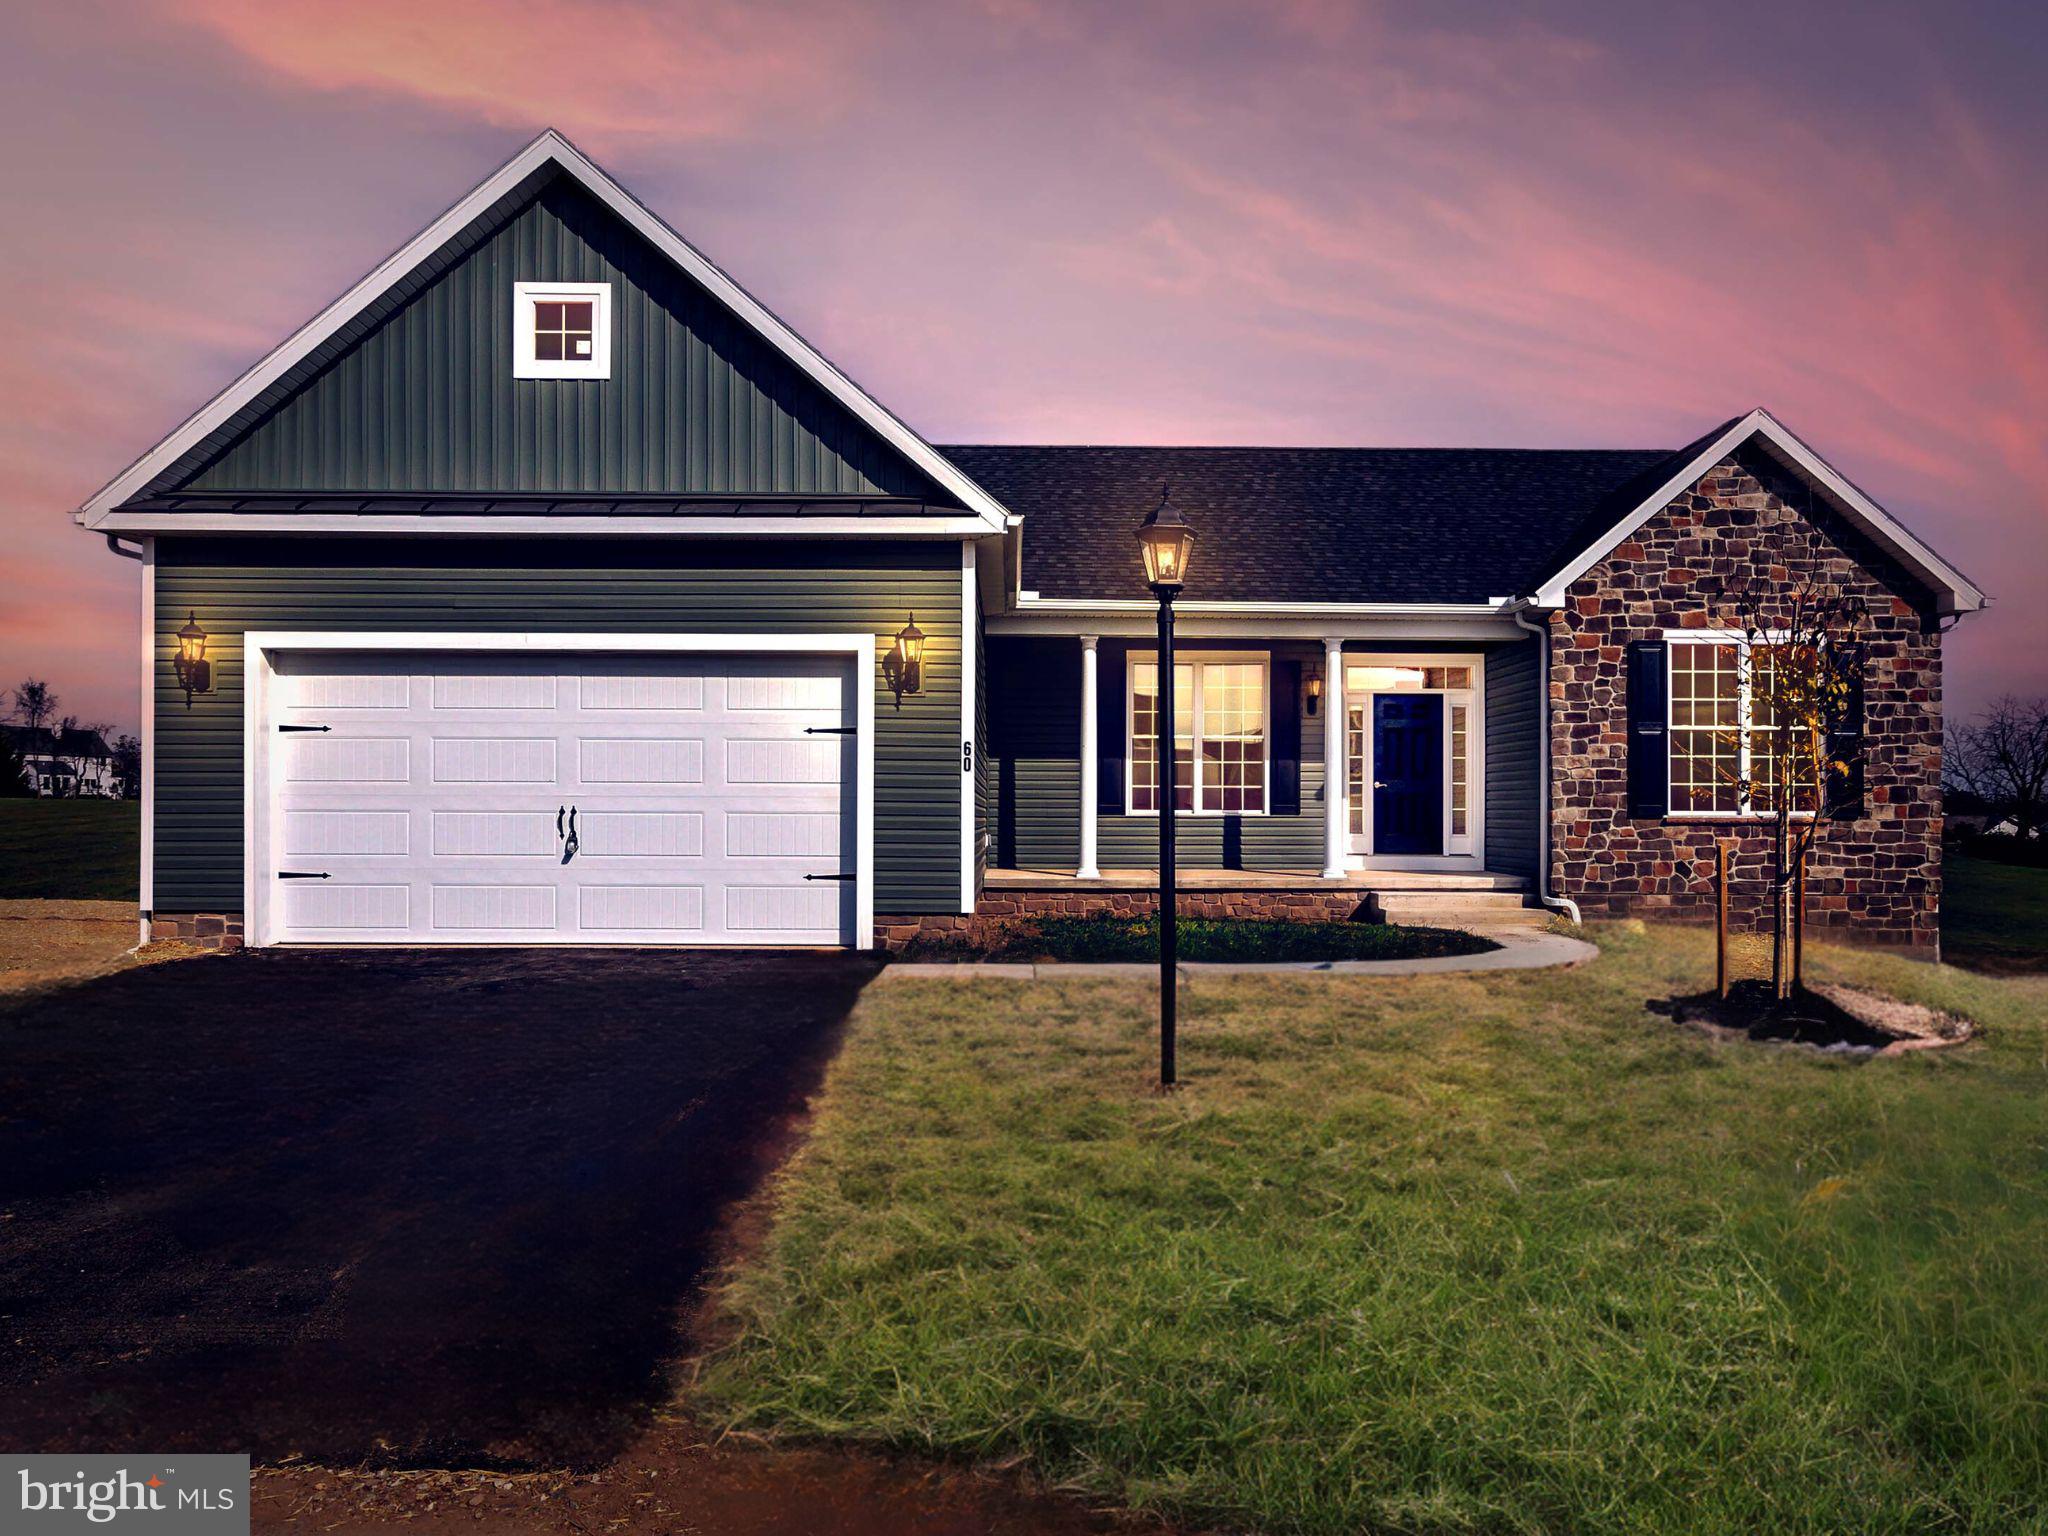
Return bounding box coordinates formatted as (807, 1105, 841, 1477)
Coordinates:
(1548, 448, 1944, 956)
(147, 913, 244, 950)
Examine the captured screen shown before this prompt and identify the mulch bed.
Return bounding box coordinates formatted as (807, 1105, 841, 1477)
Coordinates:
(1663, 978, 1976, 1055)
(895, 914, 1497, 965)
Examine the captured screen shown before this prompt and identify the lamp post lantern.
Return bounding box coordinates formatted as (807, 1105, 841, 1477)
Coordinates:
(1136, 487, 1196, 1090)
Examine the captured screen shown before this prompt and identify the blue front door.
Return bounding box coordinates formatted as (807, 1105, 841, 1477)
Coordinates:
(1373, 694, 1444, 855)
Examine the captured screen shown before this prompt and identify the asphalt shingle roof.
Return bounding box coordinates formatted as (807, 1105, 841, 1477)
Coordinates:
(939, 442, 1713, 604)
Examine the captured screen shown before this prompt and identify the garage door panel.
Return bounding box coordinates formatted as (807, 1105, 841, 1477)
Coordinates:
(578, 738, 704, 784)
(285, 882, 410, 931)
(578, 811, 704, 858)
(286, 736, 411, 783)
(431, 737, 559, 784)
(265, 650, 855, 946)
(432, 810, 558, 858)
(284, 809, 411, 857)
(432, 672, 557, 710)
(578, 884, 706, 932)
(431, 883, 557, 932)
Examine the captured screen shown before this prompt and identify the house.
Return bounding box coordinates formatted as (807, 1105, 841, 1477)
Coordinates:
(76, 131, 1985, 956)
(2, 725, 118, 798)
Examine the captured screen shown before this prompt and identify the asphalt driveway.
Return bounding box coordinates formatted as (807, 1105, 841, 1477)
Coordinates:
(0, 945, 882, 1467)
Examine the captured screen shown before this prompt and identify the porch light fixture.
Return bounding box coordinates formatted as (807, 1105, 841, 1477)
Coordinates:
(173, 611, 212, 704)
(1136, 484, 1196, 592)
(1136, 487, 1195, 1091)
(1305, 672, 1324, 717)
(886, 613, 927, 697)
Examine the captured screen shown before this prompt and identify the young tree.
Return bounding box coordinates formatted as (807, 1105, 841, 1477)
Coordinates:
(1717, 545, 1869, 1001)
(1947, 696, 2048, 840)
(112, 733, 142, 800)
(11, 678, 57, 735)
(0, 733, 31, 797)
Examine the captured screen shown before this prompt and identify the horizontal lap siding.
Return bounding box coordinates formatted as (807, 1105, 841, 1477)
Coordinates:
(1483, 637, 1539, 877)
(154, 539, 961, 916)
(989, 637, 1326, 872)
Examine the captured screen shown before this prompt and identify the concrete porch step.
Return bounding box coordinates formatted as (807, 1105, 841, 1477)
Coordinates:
(1372, 889, 1546, 929)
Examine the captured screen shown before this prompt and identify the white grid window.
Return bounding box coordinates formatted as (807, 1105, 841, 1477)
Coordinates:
(513, 281, 612, 380)
(1129, 658, 1266, 814)
(1668, 638, 1823, 815)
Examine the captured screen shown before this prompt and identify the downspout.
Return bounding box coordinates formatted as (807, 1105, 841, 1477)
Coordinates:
(1512, 603, 1582, 926)
(104, 535, 151, 948)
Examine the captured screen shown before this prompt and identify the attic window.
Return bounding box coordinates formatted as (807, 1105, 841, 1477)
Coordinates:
(512, 281, 611, 379)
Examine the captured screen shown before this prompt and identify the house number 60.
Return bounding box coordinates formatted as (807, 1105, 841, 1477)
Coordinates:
(961, 741, 974, 773)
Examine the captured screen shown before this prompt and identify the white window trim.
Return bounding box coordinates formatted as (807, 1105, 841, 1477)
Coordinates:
(1340, 654, 1485, 865)
(513, 281, 612, 380)
(1664, 628, 1819, 820)
(1123, 650, 1272, 817)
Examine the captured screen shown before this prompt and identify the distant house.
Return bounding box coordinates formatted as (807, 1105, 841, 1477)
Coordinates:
(1, 725, 118, 798)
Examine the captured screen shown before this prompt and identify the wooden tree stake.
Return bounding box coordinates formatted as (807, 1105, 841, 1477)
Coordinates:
(1716, 840, 1730, 999)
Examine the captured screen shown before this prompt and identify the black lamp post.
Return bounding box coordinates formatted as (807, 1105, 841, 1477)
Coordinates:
(1136, 488, 1196, 1090)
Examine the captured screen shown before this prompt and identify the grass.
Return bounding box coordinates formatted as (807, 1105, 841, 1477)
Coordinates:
(1945, 852, 2048, 973)
(0, 799, 137, 900)
(896, 914, 1497, 964)
(698, 926, 2048, 1535)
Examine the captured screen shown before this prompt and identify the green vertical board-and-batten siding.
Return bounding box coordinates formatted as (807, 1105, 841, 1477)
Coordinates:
(1483, 637, 1541, 878)
(178, 173, 942, 500)
(153, 539, 963, 916)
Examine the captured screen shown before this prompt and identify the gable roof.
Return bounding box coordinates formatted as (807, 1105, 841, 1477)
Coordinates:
(77, 130, 1010, 534)
(2, 724, 113, 759)
(949, 410, 1988, 616)
(942, 444, 1674, 605)
(1529, 408, 1986, 615)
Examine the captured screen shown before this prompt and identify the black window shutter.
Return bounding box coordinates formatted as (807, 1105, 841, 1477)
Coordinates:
(1271, 658, 1302, 815)
(1627, 640, 1669, 818)
(1097, 641, 1126, 816)
(1826, 661, 1866, 821)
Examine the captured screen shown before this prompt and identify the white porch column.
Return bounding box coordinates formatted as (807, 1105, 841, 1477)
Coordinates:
(1078, 635, 1101, 878)
(1322, 637, 1346, 878)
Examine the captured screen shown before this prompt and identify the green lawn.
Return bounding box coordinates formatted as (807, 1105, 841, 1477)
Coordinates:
(699, 927, 2048, 1535)
(0, 799, 138, 899)
(1945, 852, 2048, 973)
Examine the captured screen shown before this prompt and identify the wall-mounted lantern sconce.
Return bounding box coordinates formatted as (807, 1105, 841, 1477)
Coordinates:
(1304, 672, 1324, 717)
(884, 613, 926, 698)
(173, 611, 212, 706)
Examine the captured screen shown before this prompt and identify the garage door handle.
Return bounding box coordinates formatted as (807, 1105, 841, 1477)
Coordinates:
(278, 870, 331, 880)
(805, 726, 856, 735)
(278, 724, 331, 733)
(804, 872, 855, 881)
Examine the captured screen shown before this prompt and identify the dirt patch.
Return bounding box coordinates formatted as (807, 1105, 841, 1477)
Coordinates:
(253, 1416, 1160, 1534)
(0, 898, 203, 996)
(1660, 978, 1975, 1054)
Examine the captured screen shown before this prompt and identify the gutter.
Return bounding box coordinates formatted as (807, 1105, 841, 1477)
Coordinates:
(1511, 602, 1582, 927)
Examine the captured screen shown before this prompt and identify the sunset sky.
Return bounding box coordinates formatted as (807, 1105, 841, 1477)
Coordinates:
(4, 0, 2042, 736)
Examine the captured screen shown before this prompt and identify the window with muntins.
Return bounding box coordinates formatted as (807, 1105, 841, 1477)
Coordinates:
(1668, 637, 1823, 815)
(1129, 657, 1267, 813)
(513, 281, 612, 379)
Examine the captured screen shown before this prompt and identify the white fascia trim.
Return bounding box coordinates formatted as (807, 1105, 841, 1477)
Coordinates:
(241, 630, 876, 949)
(1530, 408, 1987, 616)
(1015, 596, 1519, 616)
(990, 613, 1526, 642)
(77, 129, 1010, 536)
(91, 514, 994, 539)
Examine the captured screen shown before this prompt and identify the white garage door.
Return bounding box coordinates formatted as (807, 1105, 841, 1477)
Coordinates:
(261, 651, 857, 945)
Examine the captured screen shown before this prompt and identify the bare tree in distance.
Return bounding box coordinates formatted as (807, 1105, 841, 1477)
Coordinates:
(1948, 695, 2048, 840)
(11, 678, 57, 734)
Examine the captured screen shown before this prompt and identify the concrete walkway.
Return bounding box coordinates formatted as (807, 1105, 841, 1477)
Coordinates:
(873, 924, 1599, 983)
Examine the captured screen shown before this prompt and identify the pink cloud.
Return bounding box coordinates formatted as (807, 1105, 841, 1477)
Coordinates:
(164, 0, 874, 143)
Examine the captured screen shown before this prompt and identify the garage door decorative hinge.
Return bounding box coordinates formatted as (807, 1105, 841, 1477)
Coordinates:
(804, 726, 856, 735)
(803, 872, 856, 881)
(277, 870, 331, 880)
(277, 724, 331, 732)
